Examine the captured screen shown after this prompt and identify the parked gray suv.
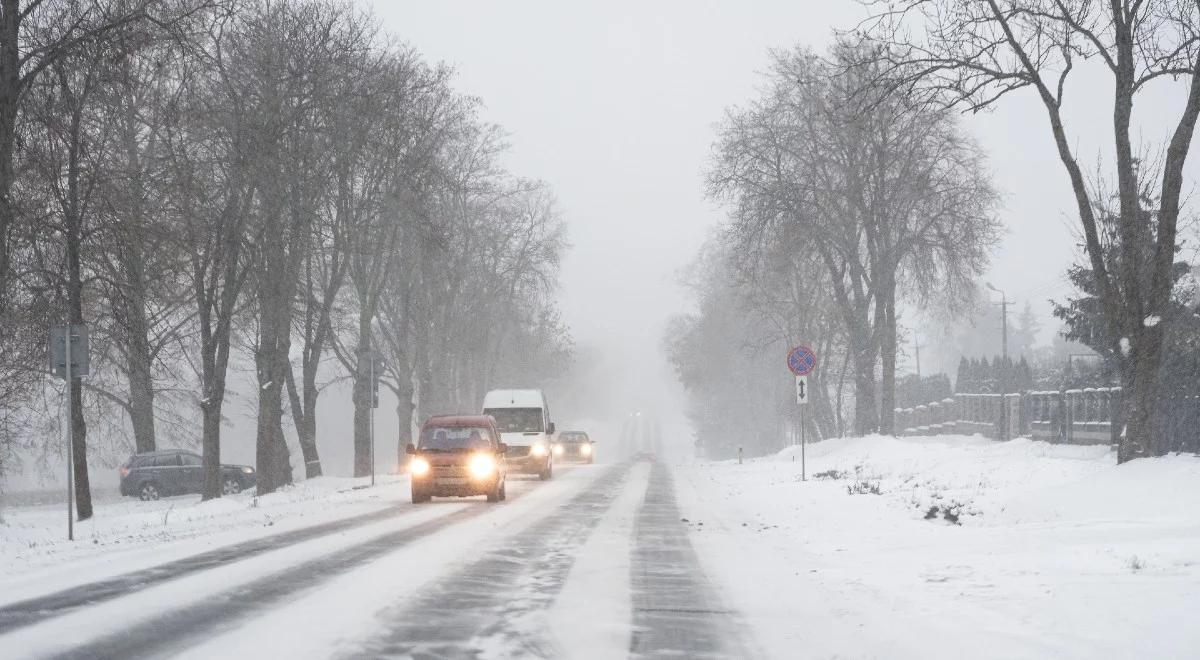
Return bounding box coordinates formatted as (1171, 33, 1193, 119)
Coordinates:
(119, 449, 256, 500)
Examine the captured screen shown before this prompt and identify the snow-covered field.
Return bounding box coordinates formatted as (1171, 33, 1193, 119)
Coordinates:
(675, 434, 1200, 659)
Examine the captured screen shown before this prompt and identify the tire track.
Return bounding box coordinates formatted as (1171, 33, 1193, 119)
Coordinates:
(630, 462, 749, 658)
(348, 463, 631, 659)
(0, 502, 415, 634)
(42, 497, 519, 660)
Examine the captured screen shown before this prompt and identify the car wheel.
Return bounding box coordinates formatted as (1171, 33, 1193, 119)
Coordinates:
(487, 482, 500, 503)
(222, 477, 242, 495)
(539, 463, 552, 481)
(411, 488, 429, 504)
(139, 482, 160, 501)
(499, 480, 507, 501)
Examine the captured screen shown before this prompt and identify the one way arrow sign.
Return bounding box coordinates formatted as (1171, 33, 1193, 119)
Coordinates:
(795, 375, 809, 405)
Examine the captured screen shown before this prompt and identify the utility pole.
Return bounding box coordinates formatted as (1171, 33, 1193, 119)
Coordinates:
(913, 336, 922, 380)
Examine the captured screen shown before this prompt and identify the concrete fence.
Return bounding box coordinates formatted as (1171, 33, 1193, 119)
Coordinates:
(895, 389, 1119, 445)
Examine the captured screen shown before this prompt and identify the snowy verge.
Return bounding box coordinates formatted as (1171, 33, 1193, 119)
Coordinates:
(675, 434, 1200, 659)
(0, 474, 411, 601)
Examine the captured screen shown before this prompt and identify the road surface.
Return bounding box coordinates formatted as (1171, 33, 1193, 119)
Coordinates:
(0, 460, 754, 659)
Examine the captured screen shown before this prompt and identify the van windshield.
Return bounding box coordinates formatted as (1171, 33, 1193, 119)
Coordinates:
(419, 427, 493, 451)
(485, 408, 544, 433)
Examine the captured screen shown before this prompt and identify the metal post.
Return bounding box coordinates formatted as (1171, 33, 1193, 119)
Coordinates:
(369, 356, 375, 487)
(800, 405, 806, 481)
(65, 328, 74, 542)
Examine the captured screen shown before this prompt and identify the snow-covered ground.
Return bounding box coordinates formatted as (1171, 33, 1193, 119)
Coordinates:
(2, 439, 1196, 659)
(0, 474, 413, 603)
(675, 434, 1200, 659)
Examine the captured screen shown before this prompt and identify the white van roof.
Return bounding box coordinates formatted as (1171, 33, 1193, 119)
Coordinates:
(482, 389, 546, 409)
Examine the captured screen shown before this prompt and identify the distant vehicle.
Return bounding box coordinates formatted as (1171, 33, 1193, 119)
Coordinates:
(407, 415, 508, 503)
(554, 431, 595, 464)
(482, 389, 555, 480)
(119, 450, 256, 501)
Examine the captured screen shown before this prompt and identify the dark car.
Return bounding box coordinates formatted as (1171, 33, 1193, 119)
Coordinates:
(119, 449, 257, 501)
(554, 431, 595, 464)
(407, 415, 508, 503)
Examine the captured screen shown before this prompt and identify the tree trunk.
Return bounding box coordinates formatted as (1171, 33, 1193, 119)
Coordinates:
(836, 347, 849, 437)
(122, 270, 156, 454)
(0, 0, 18, 309)
(63, 86, 91, 520)
(353, 312, 373, 478)
(878, 287, 898, 435)
(1118, 326, 1165, 461)
(66, 245, 91, 520)
(115, 84, 156, 455)
(200, 382, 224, 500)
(255, 289, 294, 494)
(851, 331, 879, 435)
(127, 352, 156, 454)
(285, 364, 322, 478)
(394, 364, 415, 459)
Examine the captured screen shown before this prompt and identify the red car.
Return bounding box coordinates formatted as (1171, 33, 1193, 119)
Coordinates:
(406, 415, 508, 503)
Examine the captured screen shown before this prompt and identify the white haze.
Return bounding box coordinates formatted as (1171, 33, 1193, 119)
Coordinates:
(6, 1, 1194, 488)
(368, 0, 1195, 446)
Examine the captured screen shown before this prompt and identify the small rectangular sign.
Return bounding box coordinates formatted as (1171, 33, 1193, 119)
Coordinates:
(49, 324, 89, 379)
(795, 374, 809, 405)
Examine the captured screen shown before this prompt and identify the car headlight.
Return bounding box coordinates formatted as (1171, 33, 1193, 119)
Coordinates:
(410, 457, 431, 476)
(242, 466, 254, 475)
(580, 444, 592, 456)
(552, 444, 564, 456)
(531, 443, 548, 457)
(469, 454, 496, 479)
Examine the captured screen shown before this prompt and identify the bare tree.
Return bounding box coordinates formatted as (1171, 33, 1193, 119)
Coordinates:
(338, 55, 454, 477)
(708, 41, 1000, 435)
(0, 0, 206, 316)
(159, 3, 263, 500)
(860, 0, 1200, 458)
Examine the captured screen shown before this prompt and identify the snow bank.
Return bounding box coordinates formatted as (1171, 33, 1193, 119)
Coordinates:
(676, 434, 1200, 659)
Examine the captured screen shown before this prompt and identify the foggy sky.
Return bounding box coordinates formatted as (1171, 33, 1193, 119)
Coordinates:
(366, 1, 1196, 434)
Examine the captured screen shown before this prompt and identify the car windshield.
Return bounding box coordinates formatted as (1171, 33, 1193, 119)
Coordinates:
(560, 432, 588, 443)
(419, 427, 492, 451)
(484, 408, 543, 433)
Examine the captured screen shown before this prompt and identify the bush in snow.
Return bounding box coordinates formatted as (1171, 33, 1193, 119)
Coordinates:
(847, 480, 882, 495)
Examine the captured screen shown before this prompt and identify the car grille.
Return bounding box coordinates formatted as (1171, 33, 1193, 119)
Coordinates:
(506, 446, 531, 458)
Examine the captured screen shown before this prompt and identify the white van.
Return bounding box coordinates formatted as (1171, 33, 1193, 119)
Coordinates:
(482, 389, 555, 480)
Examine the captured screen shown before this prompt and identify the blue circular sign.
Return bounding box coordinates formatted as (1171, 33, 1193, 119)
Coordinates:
(787, 345, 817, 376)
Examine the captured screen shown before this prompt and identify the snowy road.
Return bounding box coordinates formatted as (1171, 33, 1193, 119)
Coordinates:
(0, 460, 750, 659)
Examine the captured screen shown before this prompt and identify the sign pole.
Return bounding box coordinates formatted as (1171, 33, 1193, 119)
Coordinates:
(788, 345, 816, 484)
(369, 356, 376, 487)
(65, 327, 74, 541)
(800, 405, 806, 482)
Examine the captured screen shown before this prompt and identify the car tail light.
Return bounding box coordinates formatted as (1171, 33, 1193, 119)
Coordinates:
(119, 466, 130, 478)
